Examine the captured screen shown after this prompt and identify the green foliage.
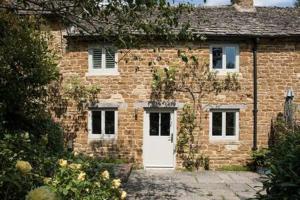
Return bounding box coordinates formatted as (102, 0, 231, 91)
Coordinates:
(296, 0, 300, 7)
(63, 75, 101, 107)
(177, 104, 196, 154)
(49, 75, 101, 147)
(0, 133, 59, 200)
(152, 66, 176, 98)
(177, 104, 209, 170)
(251, 148, 270, 169)
(218, 165, 250, 172)
(0, 133, 126, 200)
(151, 49, 240, 102)
(46, 158, 124, 200)
(258, 121, 300, 199)
(0, 12, 58, 134)
(8, 0, 196, 48)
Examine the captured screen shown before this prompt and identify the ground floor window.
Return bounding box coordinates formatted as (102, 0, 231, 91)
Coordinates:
(209, 109, 239, 141)
(88, 109, 118, 140)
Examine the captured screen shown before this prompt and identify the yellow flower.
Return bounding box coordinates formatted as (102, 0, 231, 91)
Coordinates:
(77, 171, 86, 181)
(73, 151, 79, 156)
(89, 153, 94, 158)
(43, 177, 52, 184)
(111, 179, 121, 189)
(16, 160, 32, 174)
(26, 186, 58, 200)
(94, 182, 101, 187)
(120, 191, 127, 199)
(100, 170, 110, 180)
(69, 163, 82, 170)
(58, 159, 67, 167)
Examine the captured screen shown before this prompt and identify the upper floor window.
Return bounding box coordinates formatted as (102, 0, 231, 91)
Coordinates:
(88, 45, 119, 76)
(210, 44, 239, 74)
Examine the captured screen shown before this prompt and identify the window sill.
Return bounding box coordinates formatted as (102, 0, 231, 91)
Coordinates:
(211, 69, 239, 75)
(88, 136, 117, 142)
(209, 138, 239, 144)
(86, 70, 119, 76)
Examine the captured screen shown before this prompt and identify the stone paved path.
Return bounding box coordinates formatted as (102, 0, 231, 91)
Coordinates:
(125, 170, 263, 200)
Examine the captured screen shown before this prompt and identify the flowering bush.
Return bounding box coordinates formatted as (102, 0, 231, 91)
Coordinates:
(0, 133, 57, 200)
(0, 133, 127, 200)
(46, 159, 126, 200)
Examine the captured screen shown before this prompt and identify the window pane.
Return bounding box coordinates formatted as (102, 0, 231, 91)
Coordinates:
(161, 113, 170, 136)
(92, 111, 102, 134)
(212, 112, 222, 136)
(226, 112, 236, 136)
(105, 111, 115, 134)
(212, 47, 223, 69)
(105, 48, 115, 69)
(93, 49, 102, 69)
(149, 113, 159, 136)
(225, 47, 236, 69)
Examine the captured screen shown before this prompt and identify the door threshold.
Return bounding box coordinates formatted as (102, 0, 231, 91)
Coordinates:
(144, 166, 175, 170)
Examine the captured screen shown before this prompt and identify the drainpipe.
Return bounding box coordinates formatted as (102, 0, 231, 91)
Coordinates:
(252, 38, 259, 150)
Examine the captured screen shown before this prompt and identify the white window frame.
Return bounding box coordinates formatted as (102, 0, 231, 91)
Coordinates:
(88, 109, 118, 140)
(209, 109, 239, 141)
(209, 44, 239, 74)
(87, 44, 119, 76)
(148, 111, 173, 137)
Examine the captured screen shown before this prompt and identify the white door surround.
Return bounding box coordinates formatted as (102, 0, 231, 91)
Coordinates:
(143, 109, 177, 169)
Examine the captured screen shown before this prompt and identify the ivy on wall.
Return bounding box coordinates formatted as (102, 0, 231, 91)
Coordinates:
(48, 75, 100, 148)
(177, 104, 209, 170)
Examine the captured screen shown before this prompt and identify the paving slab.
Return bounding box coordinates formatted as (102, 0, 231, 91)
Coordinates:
(125, 170, 263, 200)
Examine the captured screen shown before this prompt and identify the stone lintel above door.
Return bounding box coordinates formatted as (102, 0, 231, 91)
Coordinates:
(134, 101, 184, 109)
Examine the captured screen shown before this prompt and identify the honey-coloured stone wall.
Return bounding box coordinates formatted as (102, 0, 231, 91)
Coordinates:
(50, 28, 300, 169)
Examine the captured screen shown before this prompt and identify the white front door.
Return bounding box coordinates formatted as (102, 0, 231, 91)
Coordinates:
(143, 110, 176, 168)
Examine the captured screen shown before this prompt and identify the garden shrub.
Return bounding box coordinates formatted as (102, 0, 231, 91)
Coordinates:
(258, 124, 300, 199)
(250, 148, 271, 171)
(0, 133, 58, 200)
(46, 158, 126, 200)
(32, 117, 64, 154)
(0, 12, 58, 134)
(0, 133, 126, 200)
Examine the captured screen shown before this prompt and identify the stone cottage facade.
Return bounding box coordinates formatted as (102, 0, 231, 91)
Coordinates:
(48, 0, 300, 169)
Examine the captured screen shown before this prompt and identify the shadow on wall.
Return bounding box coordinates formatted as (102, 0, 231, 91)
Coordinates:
(89, 138, 137, 163)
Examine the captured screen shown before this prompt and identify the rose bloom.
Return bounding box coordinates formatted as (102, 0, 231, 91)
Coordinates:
(77, 171, 86, 181)
(89, 153, 94, 158)
(111, 179, 121, 189)
(120, 191, 127, 200)
(100, 170, 110, 180)
(16, 160, 32, 174)
(73, 151, 79, 156)
(69, 163, 82, 170)
(26, 186, 58, 200)
(94, 182, 101, 187)
(58, 159, 68, 167)
(43, 177, 52, 184)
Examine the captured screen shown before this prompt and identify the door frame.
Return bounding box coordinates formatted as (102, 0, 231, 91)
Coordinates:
(142, 109, 177, 169)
